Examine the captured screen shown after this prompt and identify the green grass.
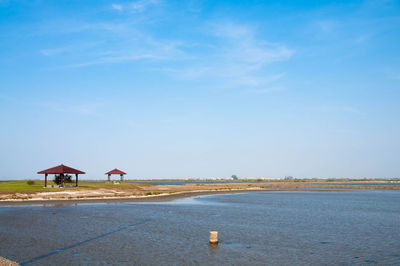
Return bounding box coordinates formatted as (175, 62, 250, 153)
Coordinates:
(0, 180, 142, 194)
(0, 181, 51, 194)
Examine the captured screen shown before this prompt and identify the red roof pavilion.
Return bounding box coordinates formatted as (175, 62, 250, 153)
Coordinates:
(38, 164, 85, 175)
(105, 169, 126, 175)
(37, 164, 85, 187)
(105, 168, 127, 182)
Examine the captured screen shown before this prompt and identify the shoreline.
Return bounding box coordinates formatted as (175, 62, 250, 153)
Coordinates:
(0, 188, 355, 206)
(0, 256, 19, 266)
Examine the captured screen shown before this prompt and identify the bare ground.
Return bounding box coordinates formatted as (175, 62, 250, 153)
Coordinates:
(0, 256, 19, 266)
(0, 181, 398, 206)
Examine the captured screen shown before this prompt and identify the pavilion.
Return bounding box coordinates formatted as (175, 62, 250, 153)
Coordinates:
(37, 164, 85, 187)
(105, 169, 127, 182)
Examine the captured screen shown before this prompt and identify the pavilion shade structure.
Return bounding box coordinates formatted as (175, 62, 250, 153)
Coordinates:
(105, 169, 127, 175)
(38, 164, 85, 175)
(105, 168, 127, 182)
(37, 164, 85, 187)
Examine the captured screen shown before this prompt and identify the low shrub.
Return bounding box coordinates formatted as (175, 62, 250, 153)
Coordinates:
(54, 174, 73, 185)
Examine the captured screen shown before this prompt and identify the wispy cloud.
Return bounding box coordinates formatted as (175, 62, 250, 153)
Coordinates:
(214, 22, 293, 64)
(59, 37, 186, 68)
(61, 53, 159, 68)
(111, 4, 123, 11)
(154, 22, 293, 90)
(40, 42, 103, 56)
(40, 18, 187, 68)
(111, 0, 160, 13)
(38, 5, 293, 92)
(316, 20, 337, 33)
(130, 0, 160, 12)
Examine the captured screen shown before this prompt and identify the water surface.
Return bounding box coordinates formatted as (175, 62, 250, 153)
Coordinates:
(0, 191, 399, 265)
(319, 182, 400, 186)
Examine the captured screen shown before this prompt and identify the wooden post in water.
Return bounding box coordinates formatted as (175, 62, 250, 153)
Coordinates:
(209, 231, 218, 244)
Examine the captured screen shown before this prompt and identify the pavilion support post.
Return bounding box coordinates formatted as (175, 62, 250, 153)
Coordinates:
(120, 174, 124, 182)
(108, 174, 111, 182)
(75, 174, 78, 187)
(45, 173, 48, 187)
(60, 173, 64, 187)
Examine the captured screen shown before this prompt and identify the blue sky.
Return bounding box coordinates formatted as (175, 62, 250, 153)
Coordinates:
(0, 0, 399, 179)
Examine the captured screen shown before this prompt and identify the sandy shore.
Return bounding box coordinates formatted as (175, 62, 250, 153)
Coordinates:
(0, 256, 19, 266)
(1, 180, 398, 207)
(0, 187, 351, 206)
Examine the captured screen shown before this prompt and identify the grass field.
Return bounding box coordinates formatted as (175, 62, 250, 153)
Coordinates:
(0, 180, 145, 195)
(0, 181, 52, 194)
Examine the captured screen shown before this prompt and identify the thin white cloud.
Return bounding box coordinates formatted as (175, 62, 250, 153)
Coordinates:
(156, 22, 293, 90)
(111, 4, 123, 11)
(39, 12, 292, 92)
(58, 37, 185, 68)
(213, 23, 252, 39)
(40, 42, 103, 56)
(62, 53, 160, 69)
(214, 22, 294, 66)
(316, 20, 337, 33)
(354, 34, 371, 43)
(131, 0, 159, 12)
(111, 0, 160, 13)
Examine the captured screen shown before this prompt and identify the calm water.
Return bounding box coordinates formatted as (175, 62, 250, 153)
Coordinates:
(0, 191, 399, 265)
(320, 182, 400, 186)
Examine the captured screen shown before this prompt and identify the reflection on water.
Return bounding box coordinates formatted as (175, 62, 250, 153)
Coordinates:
(0, 191, 399, 265)
(146, 194, 229, 206)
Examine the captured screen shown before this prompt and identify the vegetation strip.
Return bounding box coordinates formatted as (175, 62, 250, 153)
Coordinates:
(0, 180, 398, 204)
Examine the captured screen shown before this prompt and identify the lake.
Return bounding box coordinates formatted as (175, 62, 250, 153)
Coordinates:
(0, 190, 399, 265)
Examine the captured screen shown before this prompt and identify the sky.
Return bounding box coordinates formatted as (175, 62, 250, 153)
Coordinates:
(0, 0, 399, 180)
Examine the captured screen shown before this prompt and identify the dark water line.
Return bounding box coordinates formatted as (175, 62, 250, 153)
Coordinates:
(20, 219, 151, 265)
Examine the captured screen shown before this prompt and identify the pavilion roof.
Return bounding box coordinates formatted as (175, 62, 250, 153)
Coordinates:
(105, 168, 127, 175)
(37, 164, 85, 174)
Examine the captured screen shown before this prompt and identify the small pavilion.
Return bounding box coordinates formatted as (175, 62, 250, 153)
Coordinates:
(37, 164, 85, 187)
(105, 169, 127, 182)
